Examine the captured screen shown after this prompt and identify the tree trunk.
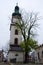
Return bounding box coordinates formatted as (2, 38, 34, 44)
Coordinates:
(24, 40, 29, 63)
(24, 52, 28, 63)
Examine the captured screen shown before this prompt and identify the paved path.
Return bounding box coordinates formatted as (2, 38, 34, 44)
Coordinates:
(0, 62, 43, 65)
(0, 62, 10, 65)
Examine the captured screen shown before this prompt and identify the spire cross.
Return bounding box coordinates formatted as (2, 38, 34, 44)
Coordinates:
(16, 3, 18, 6)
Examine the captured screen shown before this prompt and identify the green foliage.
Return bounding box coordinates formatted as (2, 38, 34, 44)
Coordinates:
(20, 38, 38, 52)
(28, 38, 38, 49)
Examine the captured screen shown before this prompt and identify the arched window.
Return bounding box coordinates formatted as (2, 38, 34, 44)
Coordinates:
(15, 29, 18, 35)
(14, 38, 18, 45)
(15, 54, 18, 56)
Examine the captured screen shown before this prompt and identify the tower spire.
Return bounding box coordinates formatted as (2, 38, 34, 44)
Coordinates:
(12, 3, 21, 18)
(16, 3, 18, 6)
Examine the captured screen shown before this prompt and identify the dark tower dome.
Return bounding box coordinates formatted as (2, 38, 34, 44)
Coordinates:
(15, 6, 19, 13)
(12, 5, 21, 18)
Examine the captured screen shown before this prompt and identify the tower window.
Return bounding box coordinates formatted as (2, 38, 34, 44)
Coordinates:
(15, 29, 18, 35)
(15, 54, 18, 56)
(14, 38, 18, 45)
(10, 58, 16, 63)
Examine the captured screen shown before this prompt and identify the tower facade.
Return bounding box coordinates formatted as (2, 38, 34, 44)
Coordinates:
(8, 5, 24, 63)
(10, 6, 22, 46)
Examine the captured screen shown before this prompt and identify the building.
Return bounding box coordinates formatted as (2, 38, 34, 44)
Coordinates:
(8, 5, 25, 63)
(0, 50, 4, 62)
(35, 44, 43, 63)
(31, 51, 36, 62)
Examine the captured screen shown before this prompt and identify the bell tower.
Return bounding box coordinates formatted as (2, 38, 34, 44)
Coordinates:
(10, 5, 22, 45)
(8, 4, 24, 63)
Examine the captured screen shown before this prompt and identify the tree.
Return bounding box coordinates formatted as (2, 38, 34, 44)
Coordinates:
(15, 12, 39, 63)
(20, 38, 38, 52)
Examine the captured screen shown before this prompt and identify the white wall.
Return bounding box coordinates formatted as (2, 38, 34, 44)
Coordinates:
(10, 26, 22, 45)
(8, 51, 25, 62)
(35, 46, 43, 63)
(8, 15, 24, 62)
(10, 18, 22, 45)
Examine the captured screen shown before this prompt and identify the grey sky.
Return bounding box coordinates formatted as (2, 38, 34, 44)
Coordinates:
(0, 0, 43, 49)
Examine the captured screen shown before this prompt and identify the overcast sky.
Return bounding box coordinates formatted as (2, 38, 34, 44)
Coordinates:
(0, 0, 43, 49)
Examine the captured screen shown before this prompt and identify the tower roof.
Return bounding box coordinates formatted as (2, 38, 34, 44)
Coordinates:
(15, 5, 19, 12)
(12, 5, 21, 17)
(9, 45, 24, 52)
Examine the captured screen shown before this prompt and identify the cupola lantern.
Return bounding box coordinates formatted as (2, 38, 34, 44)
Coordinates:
(12, 4, 21, 17)
(15, 5, 19, 14)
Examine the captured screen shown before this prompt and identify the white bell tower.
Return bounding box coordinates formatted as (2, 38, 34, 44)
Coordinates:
(10, 5, 22, 45)
(8, 5, 24, 63)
